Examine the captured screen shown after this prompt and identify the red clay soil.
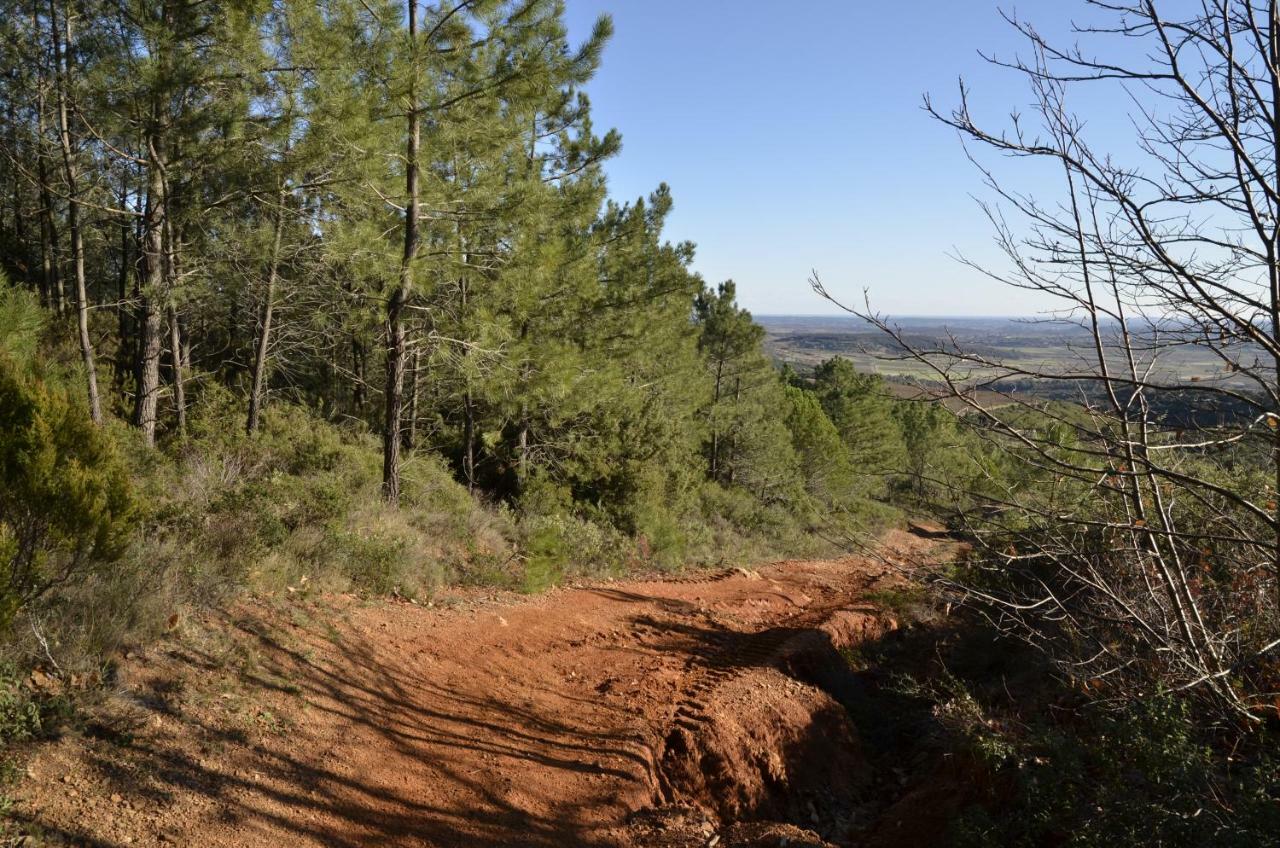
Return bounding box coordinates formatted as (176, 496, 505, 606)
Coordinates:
(13, 531, 941, 847)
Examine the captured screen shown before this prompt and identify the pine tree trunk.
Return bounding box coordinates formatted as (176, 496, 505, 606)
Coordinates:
(161, 180, 187, 434)
(516, 323, 530, 489)
(384, 305, 408, 502)
(463, 391, 476, 495)
(167, 301, 186, 434)
(727, 375, 741, 486)
(352, 335, 366, 412)
(382, 0, 420, 505)
(135, 298, 162, 444)
(134, 139, 165, 446)
(114, 176, 134, 396)
(50, 0, 101, 423)
(518, 404, 529, 489)
(33, 3, 63, 315)
(247, 197, 285, 434)
(66, 179, 100, 422)
(7, 101, 29, 292)
(709, 358, 724, 479)
(35, 124, 61, 313)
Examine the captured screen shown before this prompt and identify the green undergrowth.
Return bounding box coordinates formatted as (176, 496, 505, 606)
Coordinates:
(844, 592, 1280, 847)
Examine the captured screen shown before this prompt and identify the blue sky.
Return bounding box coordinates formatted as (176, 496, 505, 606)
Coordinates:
(561, 0, 1125, 317)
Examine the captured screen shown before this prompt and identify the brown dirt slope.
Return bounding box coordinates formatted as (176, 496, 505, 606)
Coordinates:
(13, 531, 940, 847)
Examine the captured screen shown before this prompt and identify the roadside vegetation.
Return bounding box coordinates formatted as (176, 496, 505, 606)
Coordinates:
(846, 594, 1280, 847)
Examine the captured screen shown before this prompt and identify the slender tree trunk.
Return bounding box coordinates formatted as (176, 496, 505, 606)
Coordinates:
(727, 375, 741, 485)
(516, 322, 530, 489)
(463, 391, 475, 494)
(114, 175, 134, 396)
(247, 198, 285, 435)
(167, 301, 185, 434)
(134, 138, 165, 446)
(709, 358, 723, 479)
(161, 175, 186, 433)
(517, 403, 529, 487)
(7, 101, 28, 291)
(352, 335, 366, 412)
(1270, 1, 1280, 609)
(382, 0, 420, 504)
(35, 123, 61, 312)
(36, 178, 58, 312)
(50, 0, 101, 423)
(405, 345, 420, 450)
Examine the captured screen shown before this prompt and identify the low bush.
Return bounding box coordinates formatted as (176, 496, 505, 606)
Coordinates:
(861, 609, 1280, 848)
(0, 354, 135, 631)
(0, 662, 73, 746)
(950, 696, 1280, 848)
(518, 513, 629, 591)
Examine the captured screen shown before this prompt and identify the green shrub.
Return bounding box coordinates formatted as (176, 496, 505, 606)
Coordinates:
(632, 501, 687, 569)
(884, 631, 1280, 848)
(0, 662, 73, 745)
(517, 513, 628, 591)
(0, 360, 135, 629)
(952, 696, 1280, 847)
(516, 474, 575, 519)
(331, 528, 410, 596)
(520, 522, 566, 593)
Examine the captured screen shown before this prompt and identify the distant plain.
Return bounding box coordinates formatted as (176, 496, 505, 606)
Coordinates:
(760, 315, 1256, 390)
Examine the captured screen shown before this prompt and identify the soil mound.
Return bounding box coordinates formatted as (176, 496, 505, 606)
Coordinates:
(657, 668, 869, 836)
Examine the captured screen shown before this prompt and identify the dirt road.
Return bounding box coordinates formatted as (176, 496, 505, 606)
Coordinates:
(16, 531, 941, 847)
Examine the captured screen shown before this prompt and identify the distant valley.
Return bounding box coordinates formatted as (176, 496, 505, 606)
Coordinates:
(759, 314, 1259, 389)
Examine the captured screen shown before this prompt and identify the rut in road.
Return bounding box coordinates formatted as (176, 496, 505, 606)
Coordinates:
(16, 530, 941, 848)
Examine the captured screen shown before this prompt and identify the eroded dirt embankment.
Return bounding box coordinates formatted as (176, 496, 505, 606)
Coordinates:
(14, 530, 953, 847)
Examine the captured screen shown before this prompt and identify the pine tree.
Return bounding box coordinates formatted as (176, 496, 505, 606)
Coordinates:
(693, 280, 800, 500)
(812, 356, 906, 491)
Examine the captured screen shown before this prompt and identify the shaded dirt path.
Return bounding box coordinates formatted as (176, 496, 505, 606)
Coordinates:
(16, 531, 941, 847)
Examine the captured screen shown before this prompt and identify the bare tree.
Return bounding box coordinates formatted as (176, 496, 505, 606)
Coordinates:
(815, 0, 1280, 724)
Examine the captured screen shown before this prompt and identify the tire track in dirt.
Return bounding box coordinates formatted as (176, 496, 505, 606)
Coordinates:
(641, 563, 897, 842)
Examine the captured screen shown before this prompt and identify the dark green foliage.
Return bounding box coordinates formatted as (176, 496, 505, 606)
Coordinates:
(520, 522, 569, 594)
(695, 281, 800, 498)
(951, 697, 1280, 848)
(0, 0, 908, 604)
(812, 357, 906, 489)
(0, 662, 73, 745)
(0, 344, 134, 629)
(0, 287, 42, 371)
(854, 601, 1279, 848)
(782, 384, 856, 506)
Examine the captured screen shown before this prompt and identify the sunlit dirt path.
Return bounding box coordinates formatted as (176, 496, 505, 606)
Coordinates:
(16, 531, 939, 847)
